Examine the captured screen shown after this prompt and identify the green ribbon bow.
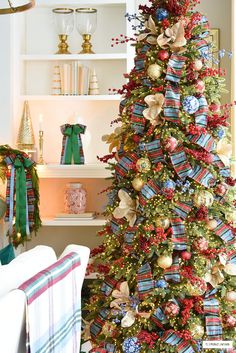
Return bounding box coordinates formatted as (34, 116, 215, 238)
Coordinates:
(64, 125, 83, 164)
(14, 156, 33, 238)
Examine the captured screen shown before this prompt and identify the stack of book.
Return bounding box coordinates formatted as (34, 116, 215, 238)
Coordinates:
(54, 212, 96, 221)
(52, 62, 90, 96)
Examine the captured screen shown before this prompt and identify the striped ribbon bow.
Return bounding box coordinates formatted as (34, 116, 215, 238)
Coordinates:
(161, 330, 195, 353)
(137, 263, 154, 299)
(203, 289, 222, 340)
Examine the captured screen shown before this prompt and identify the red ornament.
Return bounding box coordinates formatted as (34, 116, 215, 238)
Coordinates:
(163, 301, 180, 318)
(164, 136, 178, 152)
(195, 79, 205, 93)
(215, 183, 228, 196)
(181, 251, 192, 261)
(158, 50, 170, 61)
(193, 237, 209, 251)
(209, 103, 221, 113)
(223, 315, 236, 328)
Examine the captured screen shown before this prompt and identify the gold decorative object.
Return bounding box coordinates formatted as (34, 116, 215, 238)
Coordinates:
(17, 101, 35, 151)
(52, 8, 74, 55)
(0, 0, 35, 15)
(75, 8, 97, 54)
(38, 130, 45, 165)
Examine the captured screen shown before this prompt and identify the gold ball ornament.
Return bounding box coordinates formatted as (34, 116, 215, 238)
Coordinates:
(102, 322, 117, 337)
(157, 255, 173, 269)
(189, 322, 205, 339)
(155, 217, 170, 230)
(132, 177, 145, 191)
(136, 158, 151, 173)
(225, 291, 236, 302)
(193, 190, 214, 208)
(207, 219, 218, 230)
(147, 63, 162, 80)
(225, 210, 236, 227)
(186, 281, 207, 296)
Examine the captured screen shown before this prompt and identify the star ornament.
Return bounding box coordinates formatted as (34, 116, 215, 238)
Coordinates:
(112, 189, 137, 226)
(143, 93, 165, 126)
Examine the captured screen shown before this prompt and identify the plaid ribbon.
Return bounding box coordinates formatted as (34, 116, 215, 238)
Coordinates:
(139, 44, 152, 54)
(171, 218, 187, 250)
(139, 136, 165, 163)
(203, 289, 222, 339)
(124, 226, 138, 250)
(90, 309, 110, 338)
(164, 255, 181, 283)
(142, 77, 152, 87)
(137, 263, 154, 299)
(151, 307, 167, 330)
(139, 180, 162, 206)
(189, 165, 216, 187)
(134, 54, 145, 72)
(110, 218, 125, 234)
(161, 330, 195, 353)
(193, 39, 209, 58)
(187, 132, 216, 152)
(101, 277, 118, 297)
(214, 219, 235, 244)
(131, 103, 147, 135)
(166, 54, 187, 83)
(195, 96, 208, 128)
(164, 83, 181, 123)
(119, 99, 128, 115)
(104, 343, 116, 353)
(60, 123, 86, 165)
(26, 171, 36, 229)
(212, 154, 231, 178)
(173, 201, 193, 219)
(227, 251, 236, 264)
(115, 152, 139, 179)
(170, 145, 193, 179)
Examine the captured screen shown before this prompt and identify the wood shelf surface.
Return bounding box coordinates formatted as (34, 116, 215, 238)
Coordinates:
(20, 53, 128, 61)
(20, 94, 121, 101)
(36, 0, 127, 6)
(37, 164, 112, 178)
(42, 217, 106, 226)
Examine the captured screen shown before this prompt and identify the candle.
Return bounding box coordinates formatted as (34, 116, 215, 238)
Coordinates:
(39, 114, 43, 131)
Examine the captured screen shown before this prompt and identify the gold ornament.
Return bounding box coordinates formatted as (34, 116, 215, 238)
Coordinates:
(17, 101, 35, 150)
(157, 255, 173, 269)
(186, 281, 207, 296)
(155, 217, 170, 230)
(147, 63, 162, 80)
(132, 177, 145, 191)
(136, 158, 151, 173)
(189, 322, 204, 339)
(193, 190, 214, 208)
(225, 210, 236, 227)
(102, 322, 117, 337)
(207, 219, 218, 230)
(225, 291, 236, 302)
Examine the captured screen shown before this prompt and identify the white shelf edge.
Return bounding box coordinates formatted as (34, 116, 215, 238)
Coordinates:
(20, 95, 121, 101)
(20, 53, 128, 61)
(42, 217, 106, 226)
(36, 0, 126, 6)
(37, 164, 112, 178)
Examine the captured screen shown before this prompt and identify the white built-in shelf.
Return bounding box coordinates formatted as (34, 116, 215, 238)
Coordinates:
(42, 217, 106, 226)
(37, 164, 112, 178)
(20, 54, 128, 61)
(85, 272, 99, 280)
(36, 0, 126, 6)
(21, 95, 121, 101)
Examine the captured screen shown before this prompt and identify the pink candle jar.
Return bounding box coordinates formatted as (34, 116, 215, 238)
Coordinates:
(64, 183, 87, 214)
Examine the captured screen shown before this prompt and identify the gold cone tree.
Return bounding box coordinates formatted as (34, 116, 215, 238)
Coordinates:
(17, 101, 35, 150)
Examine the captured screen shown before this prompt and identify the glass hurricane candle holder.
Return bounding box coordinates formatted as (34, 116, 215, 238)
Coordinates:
(75, 8, 97, 54)
(64, 183, 87, 214)
(52, 8, 74, 54)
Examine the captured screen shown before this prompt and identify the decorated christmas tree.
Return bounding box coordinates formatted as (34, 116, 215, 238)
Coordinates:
(85, 1, 236, 352)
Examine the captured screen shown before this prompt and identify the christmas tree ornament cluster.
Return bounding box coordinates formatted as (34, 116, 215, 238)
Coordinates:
(85, 0, 236, 352)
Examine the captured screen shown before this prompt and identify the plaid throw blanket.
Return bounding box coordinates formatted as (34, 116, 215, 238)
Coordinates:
(19, 252, 82, 353)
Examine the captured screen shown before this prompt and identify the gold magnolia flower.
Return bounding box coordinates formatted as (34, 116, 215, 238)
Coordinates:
(112, 190, 137, 226)
(216, 139, 232, 167)
(143, 93, 165, 126)
(102, 127, 122, 153)
(204, 255, 236, 288)
(157, 21, 187, 52)
(137, 16, 159, 45)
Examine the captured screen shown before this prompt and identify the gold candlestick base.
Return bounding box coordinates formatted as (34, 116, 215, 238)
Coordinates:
(38, 130, 45, 165)
(80, 34, 94, 54)
(56, 34, 71, 54)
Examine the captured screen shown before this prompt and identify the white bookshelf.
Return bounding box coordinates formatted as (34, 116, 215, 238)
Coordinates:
(21, 94, 121, 101)
(20, 53, 128, 61)
(42, 217, 107, 226)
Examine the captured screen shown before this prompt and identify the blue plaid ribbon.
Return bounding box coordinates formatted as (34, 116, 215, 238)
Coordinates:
(164, 84, 181, 123)
(142, 78, 152, 87)
(212, 154, 231, 177)
(203, 295, 222, 339)
(101, 277, 118, 297)
(137, 263, 154, 299)
(214, 219, 235, 244)
(139, 180, 162, 206)
(140, 44, 152, 54)
(139, 136, 165, 163)
(119, 99, 128, 115)
(195, 96, 208, 128)
(124, 227, 137, 249)
(131, 102, 147, 135)
(170, 146, 193, 179)
(173, 201, 193, 219)
(162, 331, 195, 353)
(164, 255, 181, 283)
(115, 152, 139, 180)
(166, 54, 187, 83)
(134, 55, 145, 72)
(187, 132, 216, 152)
(110, 218, 124, 234)
(227, 251, 236, 264)
(189, 164, 216, 187)
(90, 309, 110, 338)
(151, 307, 167, 329)
(171, 218, 187, 250)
